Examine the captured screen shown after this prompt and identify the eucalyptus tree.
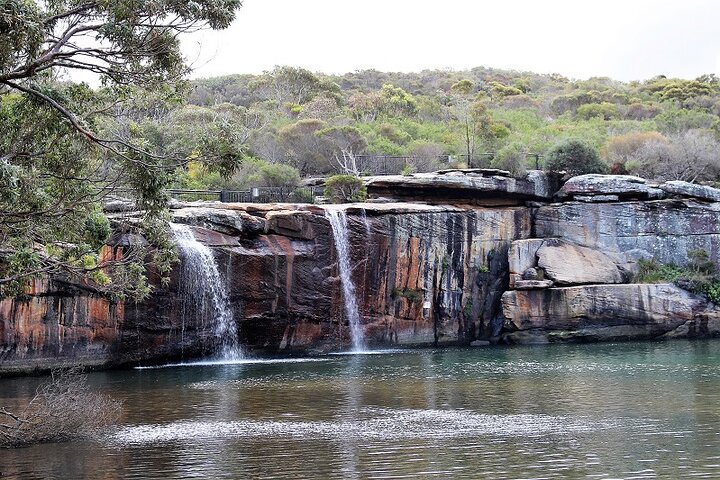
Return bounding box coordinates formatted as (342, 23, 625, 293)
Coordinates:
(248, 66, 341, 107)
(449, 79, 492, 165)
(0, 0, 243, 298)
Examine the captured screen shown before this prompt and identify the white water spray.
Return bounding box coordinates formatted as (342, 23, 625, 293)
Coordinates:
(324, 208, 366, 352)
(170, 223, 242, 360)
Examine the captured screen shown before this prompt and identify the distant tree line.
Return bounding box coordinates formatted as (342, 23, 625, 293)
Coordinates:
(176, 67, 720, 186)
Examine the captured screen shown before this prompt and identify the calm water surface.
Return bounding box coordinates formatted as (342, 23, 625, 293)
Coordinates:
(1, 340, 720, 479)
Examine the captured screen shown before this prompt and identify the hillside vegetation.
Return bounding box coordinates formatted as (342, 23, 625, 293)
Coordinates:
(169, 66, 720, 189)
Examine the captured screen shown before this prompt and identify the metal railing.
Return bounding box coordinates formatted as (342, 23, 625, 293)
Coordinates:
(102, 153, 544, 204)
(461, 153, 544, 170)
(103, 186, 323, 204)
(349, 153, 544, 175)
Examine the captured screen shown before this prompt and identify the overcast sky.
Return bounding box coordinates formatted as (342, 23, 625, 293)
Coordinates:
(181, 0, 720, 82)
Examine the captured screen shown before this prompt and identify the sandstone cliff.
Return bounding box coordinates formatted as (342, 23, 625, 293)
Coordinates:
(2, 171, 720, 372)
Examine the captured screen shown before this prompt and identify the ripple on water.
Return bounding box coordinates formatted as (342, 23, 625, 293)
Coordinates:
(134, 357, 333, 369)
(108, 407, 630, 447)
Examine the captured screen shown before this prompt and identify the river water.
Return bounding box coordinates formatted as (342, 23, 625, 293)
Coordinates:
(1, 340, 720, 479)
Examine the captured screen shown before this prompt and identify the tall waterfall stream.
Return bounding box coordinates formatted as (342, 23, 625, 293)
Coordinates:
(324, 208, 366, 351)
(170, 223, 242, 360)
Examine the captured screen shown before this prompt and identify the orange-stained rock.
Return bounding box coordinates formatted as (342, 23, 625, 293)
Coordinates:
(12, 186, 720, 373)
(0, 287, 123, 372)
(1, 203, 534, 371)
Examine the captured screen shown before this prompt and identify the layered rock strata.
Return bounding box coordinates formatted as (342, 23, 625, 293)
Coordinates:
(2, 172, 720, 372)
(1, 202, 531, 370)
(500, 175, 720, 344)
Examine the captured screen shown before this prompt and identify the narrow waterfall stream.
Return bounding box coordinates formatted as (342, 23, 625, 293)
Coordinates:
(170, 223, 242, 360)
(324, 208, 366, 352)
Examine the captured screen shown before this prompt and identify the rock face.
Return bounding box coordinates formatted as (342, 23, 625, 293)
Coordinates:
(0, 278, 125, 373)
(0, 202, 531, 370)
(500, 192, 720, 343)
(219, 203, 531, 352)
(535, 199, 720, 268)
(501, 284, 713, 343)
(3, 173, 720, 372)
(536, 239, 625, 285)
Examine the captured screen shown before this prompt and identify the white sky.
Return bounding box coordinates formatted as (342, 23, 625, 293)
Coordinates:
(181, 0, 720, 82)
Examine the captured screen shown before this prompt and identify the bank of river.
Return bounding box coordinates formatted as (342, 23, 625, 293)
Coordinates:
(1, 340, 719, 479)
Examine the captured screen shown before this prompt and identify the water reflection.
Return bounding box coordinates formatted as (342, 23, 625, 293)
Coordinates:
(1, 341, 720, 479)
(337, 354, 361, 479)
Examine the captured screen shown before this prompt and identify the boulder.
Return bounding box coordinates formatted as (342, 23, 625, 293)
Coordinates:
(536, 239, 624, 285)
(501, 284, 709, 343)
(557, 174, 665, 200)
(660, 181, 720, 202)
(171, 207, 266, 236)
(182, 225, 238, 247)
(365, 169, 561, 204)
(664, 310, 720, 339)
(107, 232, 148, 247)
(521, 268, 542, 280)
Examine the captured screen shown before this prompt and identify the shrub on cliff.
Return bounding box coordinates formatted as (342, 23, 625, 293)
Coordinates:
(492, 142, 528, 177)
(545, 139, 607, 176)
(634, 250, 720, 304)
(0, 367, 122, 448)
(324, 175, 367, 203)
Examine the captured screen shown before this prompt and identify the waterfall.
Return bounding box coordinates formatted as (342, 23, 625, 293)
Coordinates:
(170, 223, 242, 360)
(324, 208, 366, 352)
